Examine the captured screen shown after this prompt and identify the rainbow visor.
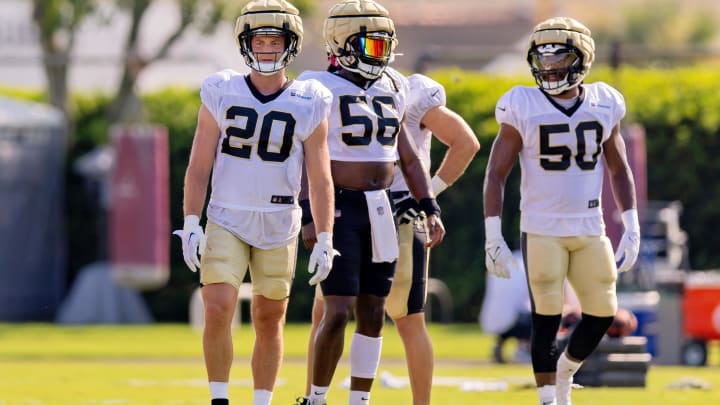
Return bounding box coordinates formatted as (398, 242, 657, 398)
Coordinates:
(352, 34, 392, 60)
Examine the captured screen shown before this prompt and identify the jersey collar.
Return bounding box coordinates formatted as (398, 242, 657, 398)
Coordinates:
(244, 75, 294, 104)
(541, 85, 585, 117)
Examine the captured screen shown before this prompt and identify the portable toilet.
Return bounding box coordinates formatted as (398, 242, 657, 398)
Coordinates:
(0, 97, 67, 320)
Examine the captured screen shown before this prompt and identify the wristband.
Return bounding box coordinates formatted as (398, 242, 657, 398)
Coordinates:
(621, 209, 640, 231)
(431, 175, 448, 196)
(485, 216, 502, 240)
(299, 199, 313, 226)
(419, 197, 441, 217)
(185, 214, 200, 228)
(317, 231, 332, 245)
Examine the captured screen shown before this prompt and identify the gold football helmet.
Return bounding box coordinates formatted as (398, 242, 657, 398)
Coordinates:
(526, 17, 595, 95)
(323, 0, 397, 79)
(234, 0, 303, 75)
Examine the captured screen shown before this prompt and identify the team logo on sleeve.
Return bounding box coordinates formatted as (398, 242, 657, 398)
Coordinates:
(289, 90, 312, 100)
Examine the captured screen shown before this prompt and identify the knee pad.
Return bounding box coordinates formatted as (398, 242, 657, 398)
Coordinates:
(349, 333, 382, 379)
(566, 313, 614, 360)
(530, 313, 562, 373)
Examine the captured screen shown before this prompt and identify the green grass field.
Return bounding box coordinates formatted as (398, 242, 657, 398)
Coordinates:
(0, 322, 718, 404)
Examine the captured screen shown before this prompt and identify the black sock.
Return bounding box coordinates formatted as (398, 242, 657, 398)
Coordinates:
(211, 399, 229, 405)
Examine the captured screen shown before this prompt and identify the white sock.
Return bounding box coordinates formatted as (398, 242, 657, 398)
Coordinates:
(252, 389, 272, 405)
(309, 384, 329, 401)
(349, 390, 370, 404)
(557, 352, 582, 380)
(209, 381, 229, 399)
(537, 384, 556, 404)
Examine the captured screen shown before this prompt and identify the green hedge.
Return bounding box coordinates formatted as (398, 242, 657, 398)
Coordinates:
(4, 66, 719, 322)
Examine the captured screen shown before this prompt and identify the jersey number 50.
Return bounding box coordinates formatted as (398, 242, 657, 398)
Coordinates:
(339, 95, 399, 146)
(539, 121, 603, 171)
(221, 106, 295, 163)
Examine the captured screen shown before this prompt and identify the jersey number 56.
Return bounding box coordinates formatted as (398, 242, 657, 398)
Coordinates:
(339, 95, 399, 147)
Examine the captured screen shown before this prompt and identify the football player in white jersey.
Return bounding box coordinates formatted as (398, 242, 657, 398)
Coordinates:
(483, 17, 640, 405)
(294, 1, 445, 405)
(173, 1, 337, 404)
(380, 73, 479, 405)
(295, 75, 478, 405)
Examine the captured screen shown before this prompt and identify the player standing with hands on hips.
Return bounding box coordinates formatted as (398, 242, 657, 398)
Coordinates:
(173, 1, 337, 404)
(483, 17, 641, 405)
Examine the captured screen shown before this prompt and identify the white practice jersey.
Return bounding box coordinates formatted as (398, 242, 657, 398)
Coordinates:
(390, 73, 446, 192)
(495, 82, 626, 237)
(298, 68, 408, 163)
(200, 69, 331, 248)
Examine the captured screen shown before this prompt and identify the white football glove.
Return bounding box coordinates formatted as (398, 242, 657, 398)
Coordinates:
(308, 232, 340, 286)
(615, 209, 641, 273)
(484, 216, 520, 279)
(172, 215, 206, 272)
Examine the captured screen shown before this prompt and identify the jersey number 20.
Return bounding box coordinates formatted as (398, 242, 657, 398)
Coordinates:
(221, 106, 295, 163)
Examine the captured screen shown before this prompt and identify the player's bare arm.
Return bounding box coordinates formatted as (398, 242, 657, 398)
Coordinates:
(483, 123, 522, 217)
(298, 165, 317, 250)
(603, 123, 637, 212)
(422, 105, 480, 186)
(304, 118, 335, 238)
(183, 104, 220, 217)
(398, 124, 445, 247)
(398, 123, 432, 199)
(604, 124, 640, 273)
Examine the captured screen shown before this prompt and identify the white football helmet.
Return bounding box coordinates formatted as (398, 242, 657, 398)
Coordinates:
(234, 0, 303, 75)
(526, 17, 595, 95)
(323, 0, 398, 79)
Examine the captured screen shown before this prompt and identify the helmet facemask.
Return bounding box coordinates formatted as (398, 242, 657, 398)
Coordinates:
(238, 25, 299, 75)
(337, 30, 394, 79)
(528, 44, 583, 95)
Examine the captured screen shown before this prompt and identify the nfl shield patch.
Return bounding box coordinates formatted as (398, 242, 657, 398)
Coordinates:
(377, 206, 385, 216)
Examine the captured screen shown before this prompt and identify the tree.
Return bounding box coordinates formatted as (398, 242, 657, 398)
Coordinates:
(32, 0, 229, 123)
(107, 0, 226, 123)
(32, 0, 319, 124)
